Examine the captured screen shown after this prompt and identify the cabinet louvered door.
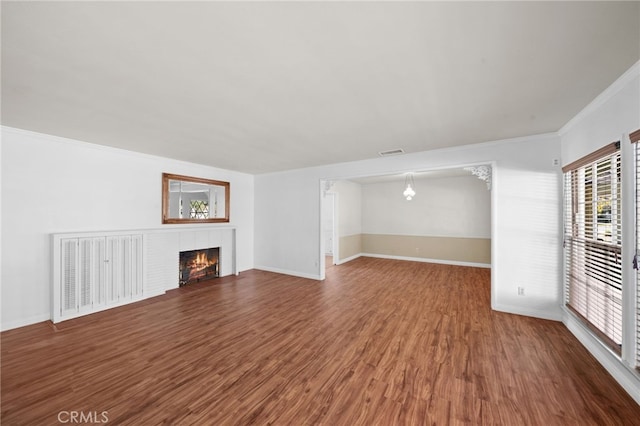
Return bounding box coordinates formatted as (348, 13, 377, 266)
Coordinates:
(131, 235, 143, 297)
(105, 236, 121, 304)
(119, 236, 132, 301)
(104, 235, 143, 304)
(61, 238, 78, 316)
(78, 238, 94, 311)
(78, 237, 109, 311)
(119, 235, 143, 300)
(92, 238, 107, 307)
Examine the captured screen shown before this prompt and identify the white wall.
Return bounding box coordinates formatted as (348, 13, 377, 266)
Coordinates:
(559, 62, 640, 404)
(362, 175, 490, 238)
(1, 126, 255, 330)
(332, 180, 362, 238)
(254, 132, 563, 320)
(561, 64, 640, 163)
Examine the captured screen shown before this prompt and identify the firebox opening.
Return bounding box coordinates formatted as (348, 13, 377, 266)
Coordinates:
(179, 247, 220, 286)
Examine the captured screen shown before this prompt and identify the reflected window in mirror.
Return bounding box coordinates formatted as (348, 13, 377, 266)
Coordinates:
(162, 173, 230, 224)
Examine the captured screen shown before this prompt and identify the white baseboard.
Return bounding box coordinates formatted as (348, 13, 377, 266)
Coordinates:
(253, 266, 322, 281)
(144, 289, 167, 299)
(493, 303, 562, 322)
(563, 309, 640, 405)
(360, 253, 491, 269)
(335, 253, 362, 265)
(1, 313, 50, 332)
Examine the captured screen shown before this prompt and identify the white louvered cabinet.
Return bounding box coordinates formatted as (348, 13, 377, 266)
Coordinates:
(55, 234, 143, 322)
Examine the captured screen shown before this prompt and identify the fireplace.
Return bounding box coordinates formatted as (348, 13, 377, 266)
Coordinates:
(179, 247, 219, 286)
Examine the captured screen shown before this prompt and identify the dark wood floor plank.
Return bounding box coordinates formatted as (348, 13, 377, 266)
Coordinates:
(2, 257, 639, 425)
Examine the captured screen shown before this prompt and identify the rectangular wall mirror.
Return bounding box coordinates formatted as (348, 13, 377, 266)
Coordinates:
(162, 173, 230, 224)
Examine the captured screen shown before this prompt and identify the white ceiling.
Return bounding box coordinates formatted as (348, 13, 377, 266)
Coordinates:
(2, 1, 639, 174)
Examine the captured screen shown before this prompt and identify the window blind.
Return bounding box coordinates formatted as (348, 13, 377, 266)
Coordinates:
(632, 130, 640, 368)
(564, 142, 622, 353)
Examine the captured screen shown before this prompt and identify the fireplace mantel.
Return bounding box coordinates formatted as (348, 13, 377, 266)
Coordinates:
(51, 226, 237, 323)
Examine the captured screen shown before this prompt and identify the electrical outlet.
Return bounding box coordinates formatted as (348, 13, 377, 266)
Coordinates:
(518, 287, 525, 296)
(552, 158, 560, 166)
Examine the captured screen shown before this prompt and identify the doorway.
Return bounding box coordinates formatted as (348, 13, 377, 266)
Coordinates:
(322, 189, 337, 269)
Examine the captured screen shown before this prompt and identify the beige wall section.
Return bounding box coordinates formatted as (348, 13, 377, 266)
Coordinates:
(362, 234, 491, 265)
(339, 234, 362, 261)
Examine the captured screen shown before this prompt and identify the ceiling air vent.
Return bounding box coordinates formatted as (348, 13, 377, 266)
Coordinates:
(378, 148, 405, 157)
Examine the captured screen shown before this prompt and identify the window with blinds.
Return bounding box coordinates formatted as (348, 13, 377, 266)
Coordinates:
(631, 128, 640, 369)
(563, 142, 622, 353)
(636, 140, 640, 369)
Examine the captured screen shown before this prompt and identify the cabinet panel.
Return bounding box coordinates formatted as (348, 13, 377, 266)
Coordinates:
(145, 232, 179, 293)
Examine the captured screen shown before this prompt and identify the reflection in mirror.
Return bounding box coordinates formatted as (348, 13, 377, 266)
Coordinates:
(162, 173, 230, 224)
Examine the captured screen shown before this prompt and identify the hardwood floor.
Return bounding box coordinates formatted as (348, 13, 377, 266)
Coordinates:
(2, 258, 639, 425)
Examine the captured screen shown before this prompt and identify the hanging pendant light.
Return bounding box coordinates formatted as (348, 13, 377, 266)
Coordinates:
(403, 173, 416, 200)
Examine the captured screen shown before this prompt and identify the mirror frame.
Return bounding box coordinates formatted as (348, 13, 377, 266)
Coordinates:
(162, 173, 230, 224)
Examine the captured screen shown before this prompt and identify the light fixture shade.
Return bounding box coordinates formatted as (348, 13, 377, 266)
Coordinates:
(403, 184, 415, 200)
(403, 174, 416, 200)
